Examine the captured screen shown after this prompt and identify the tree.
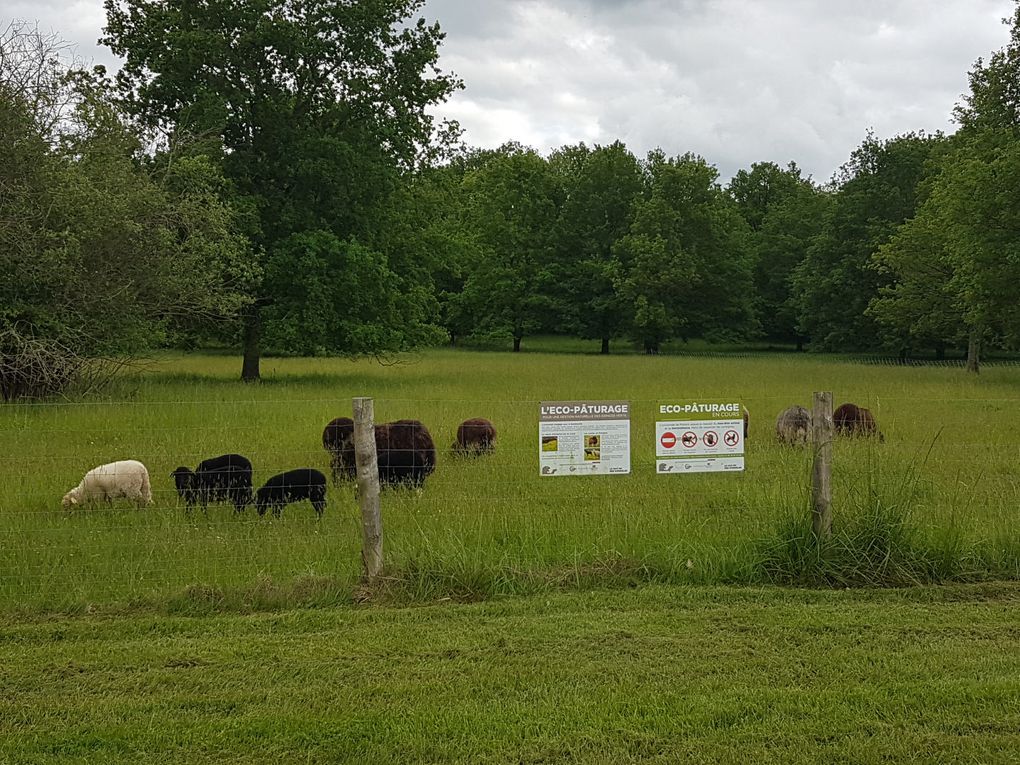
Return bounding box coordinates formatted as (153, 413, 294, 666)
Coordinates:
(872, 3, 1020, 371)
(793, 132, 945, 351)
(0, 22, 250, 398)
(728, 162, 828, 347)
(548, 141, 643, 354)
(455, 143, 560, 352)
(103, 0, 461, 380)
(615, 152, 756, 353)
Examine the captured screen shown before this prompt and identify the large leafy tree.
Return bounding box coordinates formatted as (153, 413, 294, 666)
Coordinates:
(728, 162, 828, 347)
(548, 141, 643, 354)
(0, 22, 250, 398)
(793, 132, 944, 351)
(102, 0, 461, 379)
(871, 3, 1020, 370)
(454, 143, 560, 352)
(615, 152, 756, 353)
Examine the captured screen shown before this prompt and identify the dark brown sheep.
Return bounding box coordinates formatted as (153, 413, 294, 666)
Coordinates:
(322, 416, 437, 485)
(451, 417, 497, 455)
(833, 403, 884, 441)
(322, 416, 356, 482)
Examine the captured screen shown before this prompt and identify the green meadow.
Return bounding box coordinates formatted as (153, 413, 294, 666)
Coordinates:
(1, 345, 1019, 613)
(4, 584, 1020, 764)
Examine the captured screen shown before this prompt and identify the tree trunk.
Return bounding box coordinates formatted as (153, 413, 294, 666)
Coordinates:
(513, 335, 521, 353)
(644, 341, 659, 355)
(601, 336, 610, 355)
(241, 304, 262, 383)
(966, 331, 980, 374)
(935, 342, 945, 360)
(796, 338, 804, 352)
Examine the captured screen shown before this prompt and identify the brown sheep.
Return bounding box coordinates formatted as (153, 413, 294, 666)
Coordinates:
(322, 416, 356, 481)
(775, 405, 811, 446)
(451, 417, 497, 455)
(833, 403, 884, 441)
(322, 416, 437, 485)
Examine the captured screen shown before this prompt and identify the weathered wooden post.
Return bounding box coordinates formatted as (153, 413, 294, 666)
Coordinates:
(353, 396, 383, 580)
(811, 391, 833, 540)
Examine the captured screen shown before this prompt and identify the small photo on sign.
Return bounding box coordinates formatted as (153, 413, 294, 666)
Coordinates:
(542, 436, 559, 452)
(584, 434, 600, 448)
(584, 447, 601, 461)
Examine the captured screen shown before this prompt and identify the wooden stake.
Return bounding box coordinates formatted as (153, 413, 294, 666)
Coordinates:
(812, 391, 833, 540)
(353, 396, 383, 580)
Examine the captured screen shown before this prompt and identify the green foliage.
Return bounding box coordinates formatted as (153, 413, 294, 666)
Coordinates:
(103, 0, 461, 369)
(547, 141, 643, 352)
(794, 132, 945, 350)
(261, 230, 444, 355)
(454, 143, 561, 350)
(871, 7, 1020, 356)
(728, 162, 829, 344)
(0, 28, 251, 385)
(615, 152, 756, 352)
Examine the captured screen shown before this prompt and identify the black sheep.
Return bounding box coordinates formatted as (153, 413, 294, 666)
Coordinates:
(171, 453, 253, 513)
(255, 468, 327, 518)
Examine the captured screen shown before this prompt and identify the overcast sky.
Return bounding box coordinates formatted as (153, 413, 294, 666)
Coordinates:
(7, 0, 1015, 182)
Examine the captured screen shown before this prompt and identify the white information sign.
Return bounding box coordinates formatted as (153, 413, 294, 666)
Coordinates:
(539, 400, 631, 476)
(656, 401, 745, 474)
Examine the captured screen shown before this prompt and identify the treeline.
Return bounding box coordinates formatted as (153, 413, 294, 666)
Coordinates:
(3, 1, 1020, 396)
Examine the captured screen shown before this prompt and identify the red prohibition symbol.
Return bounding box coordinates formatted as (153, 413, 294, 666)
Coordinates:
(704, 431, 719, 447)
(661, 431, 677, 449)
(681, 431, 698, 448)
(724, 430, 740, 447)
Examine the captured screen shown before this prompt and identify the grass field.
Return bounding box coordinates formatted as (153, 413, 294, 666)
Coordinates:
(2, 346, 1020, 613)
(4, 583, 1020, 764)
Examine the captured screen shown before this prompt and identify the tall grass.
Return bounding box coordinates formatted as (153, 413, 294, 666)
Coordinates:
(1, 348, 1019, 613)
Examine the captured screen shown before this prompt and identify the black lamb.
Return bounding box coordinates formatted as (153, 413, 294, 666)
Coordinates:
(171, 453, 254, 513)
(255, 468, 327, 518)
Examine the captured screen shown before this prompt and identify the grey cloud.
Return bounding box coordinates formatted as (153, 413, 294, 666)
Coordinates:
(7, 0, 1015, 180)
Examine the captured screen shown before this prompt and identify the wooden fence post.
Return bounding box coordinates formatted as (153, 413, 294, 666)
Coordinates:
(812, 391, 833, 540)
(353, 396, 383, 580)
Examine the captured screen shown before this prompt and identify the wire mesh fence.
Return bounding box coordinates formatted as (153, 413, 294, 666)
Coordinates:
(2, 380, 1019, 610)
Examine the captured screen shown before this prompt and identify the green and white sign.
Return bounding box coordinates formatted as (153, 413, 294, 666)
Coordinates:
(656, 401, 744, 473)
(539, 401, 631, 476)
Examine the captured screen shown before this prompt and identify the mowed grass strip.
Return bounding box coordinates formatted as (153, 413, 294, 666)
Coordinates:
(2, 584, 1020, 764)
(1, 348, 1019, 611)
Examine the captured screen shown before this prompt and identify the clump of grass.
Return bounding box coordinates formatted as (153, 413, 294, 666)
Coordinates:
(752, 430, 1013, 588)
(755, 501, 951, 587)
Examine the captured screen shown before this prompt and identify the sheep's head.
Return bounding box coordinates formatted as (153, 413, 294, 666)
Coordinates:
(170, 467, 195, 493)
(61, 491, 79, 510)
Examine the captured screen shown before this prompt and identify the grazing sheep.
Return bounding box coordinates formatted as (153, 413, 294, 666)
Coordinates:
(62, 460, 153, 509)
(833, 403, 884, 441)
(451, 417, 497, 456)
(255, 468, 327, 518)
(775, 406, 812, 446)
(378, 446, 431, 487)
(322, 416, 437, 486)
(375, 419, 437, 482)
(171, 453, 253, 513)
(322, 416, 356, 482)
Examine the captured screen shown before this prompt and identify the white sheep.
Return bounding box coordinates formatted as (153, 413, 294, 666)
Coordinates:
(61, 460, 153, 509)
